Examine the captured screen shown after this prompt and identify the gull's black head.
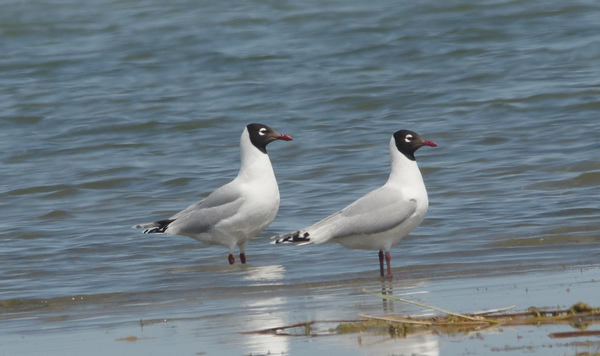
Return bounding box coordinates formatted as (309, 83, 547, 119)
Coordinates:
(393, 129, 437, 161)
(247, 123, 293, 153)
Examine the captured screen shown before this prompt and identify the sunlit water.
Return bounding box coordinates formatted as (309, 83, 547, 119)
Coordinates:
(1, 0, 599, 355)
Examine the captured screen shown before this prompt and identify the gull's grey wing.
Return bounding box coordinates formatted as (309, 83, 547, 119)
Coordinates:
(166, 183, 244, 236)
(307, 186, 417, 242)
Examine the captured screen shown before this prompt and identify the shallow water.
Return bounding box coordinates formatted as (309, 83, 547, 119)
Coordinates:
(1, 0, 600, 355)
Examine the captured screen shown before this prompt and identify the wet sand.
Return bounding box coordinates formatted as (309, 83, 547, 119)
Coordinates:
(2, 260, 598, 355)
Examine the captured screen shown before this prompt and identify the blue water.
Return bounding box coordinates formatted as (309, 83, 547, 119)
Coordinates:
(1, 0, 600, 355)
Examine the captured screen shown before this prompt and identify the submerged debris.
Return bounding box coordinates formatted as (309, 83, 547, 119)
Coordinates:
(246, 297, 600, 339)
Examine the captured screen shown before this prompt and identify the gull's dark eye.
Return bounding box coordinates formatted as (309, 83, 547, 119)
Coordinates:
(404, 134, 414, 143)
(259, 128, 267, 136)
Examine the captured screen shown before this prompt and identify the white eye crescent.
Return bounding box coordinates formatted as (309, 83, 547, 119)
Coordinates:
(404, 134, 413, 143)
(259, 128, 267, 136)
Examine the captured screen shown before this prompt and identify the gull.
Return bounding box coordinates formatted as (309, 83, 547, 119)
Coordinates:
(272, 129, 436, 277)
(134, 123, 292, 265)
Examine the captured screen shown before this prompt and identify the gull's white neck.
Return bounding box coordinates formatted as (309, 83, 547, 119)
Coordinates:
(385, 136, 424, 187)
(237, 128, 276, 181)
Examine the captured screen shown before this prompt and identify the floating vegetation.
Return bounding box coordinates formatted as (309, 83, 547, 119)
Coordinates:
(246, 293, 600, 339)
(115, 336, 156, 342)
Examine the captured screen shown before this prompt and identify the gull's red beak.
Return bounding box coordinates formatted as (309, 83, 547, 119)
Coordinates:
(422, 140, 437, 147)
(277, 134, 293, 141)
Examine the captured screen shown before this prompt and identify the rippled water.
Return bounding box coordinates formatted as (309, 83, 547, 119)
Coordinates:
(1, 0, 600, 355)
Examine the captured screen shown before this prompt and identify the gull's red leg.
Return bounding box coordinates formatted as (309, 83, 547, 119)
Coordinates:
(378, 250, 385, 277)
(385, 252, 393, 278)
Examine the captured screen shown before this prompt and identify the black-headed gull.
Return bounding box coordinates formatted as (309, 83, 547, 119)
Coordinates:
(272, 129, 436, 278)
(134, 123, 292, 265)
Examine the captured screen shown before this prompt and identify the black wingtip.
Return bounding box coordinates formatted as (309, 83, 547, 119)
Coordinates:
(275, 231, 311, 244)
(143, 219, 175, 234)
(143, 227, 161, 234)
